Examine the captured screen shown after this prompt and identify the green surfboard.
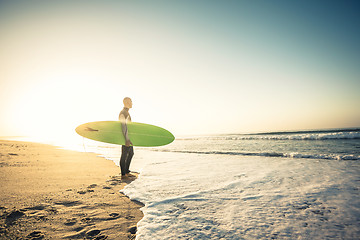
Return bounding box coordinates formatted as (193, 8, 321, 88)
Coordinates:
(75, 121, 175, 147)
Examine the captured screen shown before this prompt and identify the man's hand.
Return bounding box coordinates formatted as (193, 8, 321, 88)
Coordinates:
(125, 139, 133, 147)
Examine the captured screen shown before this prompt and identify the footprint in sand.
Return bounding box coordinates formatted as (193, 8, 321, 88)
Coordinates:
(77, 188, 95, 194)
(64, 217, 77, 226)
(128, 226, 137, 234)
(86, 184, 97, 192)
(85, 229, 108, 239)
(54, 200, 81, 207)
(23, 205, 47, 211)
(73, 226, 84, 232)
(26, 230, 44, 240)
(109, 213, 120, 219)
(109, 181, 120, 186)
(20, 205, 51, 222)
(5, 209, 25, 225)
(107, 176, 123, 185)
(81, 217, 92, 223)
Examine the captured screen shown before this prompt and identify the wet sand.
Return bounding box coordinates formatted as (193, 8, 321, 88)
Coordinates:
(0, 140, 143, 239)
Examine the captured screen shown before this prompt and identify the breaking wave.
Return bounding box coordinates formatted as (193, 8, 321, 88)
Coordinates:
(179, 130, 360, 141)
(156, 149, 360, 161)
(225, 131, 360, 141)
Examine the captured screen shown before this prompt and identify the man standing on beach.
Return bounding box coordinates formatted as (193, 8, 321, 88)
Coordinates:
(119, 97, 134, 178)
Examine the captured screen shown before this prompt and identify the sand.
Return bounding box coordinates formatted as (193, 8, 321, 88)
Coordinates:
(0, 140, 143, 239)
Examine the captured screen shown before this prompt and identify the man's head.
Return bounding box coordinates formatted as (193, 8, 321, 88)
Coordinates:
(123, 97, 132, 109)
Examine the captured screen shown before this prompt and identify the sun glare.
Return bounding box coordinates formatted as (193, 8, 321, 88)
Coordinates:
(1, 1, 359, 140)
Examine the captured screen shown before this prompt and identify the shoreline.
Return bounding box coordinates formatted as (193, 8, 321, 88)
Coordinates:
(0, 140, 143, 239)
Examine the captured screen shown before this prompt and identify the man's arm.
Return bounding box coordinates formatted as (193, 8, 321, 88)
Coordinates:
(119, 114, 132, 146)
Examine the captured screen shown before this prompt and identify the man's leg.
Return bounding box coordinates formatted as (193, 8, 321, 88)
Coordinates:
(125, 146, 134, 174)
(120, 145, 130, 176)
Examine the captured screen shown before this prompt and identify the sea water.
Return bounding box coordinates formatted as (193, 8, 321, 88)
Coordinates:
(83, 129, 360, 239)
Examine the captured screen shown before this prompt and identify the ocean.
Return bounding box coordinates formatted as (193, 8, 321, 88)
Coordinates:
(82, 128, 360, 239)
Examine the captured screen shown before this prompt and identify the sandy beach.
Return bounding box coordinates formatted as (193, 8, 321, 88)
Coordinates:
(0, 140, 143, 239)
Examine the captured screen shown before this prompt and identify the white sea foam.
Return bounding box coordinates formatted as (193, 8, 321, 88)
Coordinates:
(215, 131, 360, 141)
(157, 150, 360, 161)
(122, 150, 360, 239)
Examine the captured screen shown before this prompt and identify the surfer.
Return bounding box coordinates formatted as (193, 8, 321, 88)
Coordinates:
(119, 97, 134, 178)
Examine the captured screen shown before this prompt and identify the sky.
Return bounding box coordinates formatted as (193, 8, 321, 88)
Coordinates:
(0, 0, 359, 142)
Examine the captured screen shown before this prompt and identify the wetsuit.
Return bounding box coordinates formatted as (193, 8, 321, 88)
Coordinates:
(119, 107, 133, 176)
